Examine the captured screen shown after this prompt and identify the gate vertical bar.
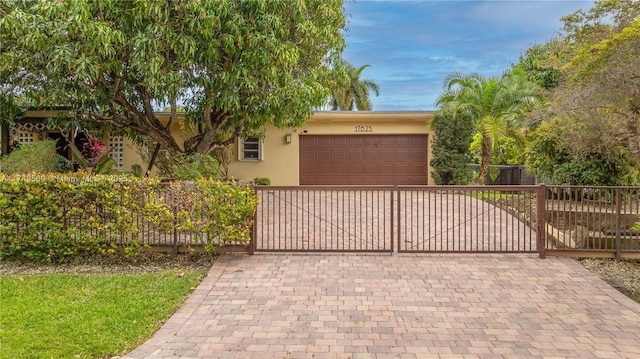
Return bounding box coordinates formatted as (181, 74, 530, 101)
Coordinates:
(615, 188, 621, 262)
(389, 188, 394, 253)
(394, 186, 398, 252)
(249, 187, 258, 255)
(537, 184, 547, 258)
(172, 204, 178, 255)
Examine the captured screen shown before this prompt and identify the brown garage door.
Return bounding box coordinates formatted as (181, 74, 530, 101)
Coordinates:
(300, 135, 428, 185)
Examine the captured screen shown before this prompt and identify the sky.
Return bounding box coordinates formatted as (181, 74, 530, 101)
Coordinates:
(341, 0, 594, 111)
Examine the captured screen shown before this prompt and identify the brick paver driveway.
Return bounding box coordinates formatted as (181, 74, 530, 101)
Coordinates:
(122, 254, 640, 359)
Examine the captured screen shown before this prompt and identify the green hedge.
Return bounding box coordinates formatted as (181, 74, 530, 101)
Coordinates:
(0, 174, 257, 261)
(0, 140, 57, 174)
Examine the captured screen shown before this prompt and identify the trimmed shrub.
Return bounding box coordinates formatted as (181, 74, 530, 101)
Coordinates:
(54, 154, 72, 173)
(0, 140, 57, 174)
(253, 177, 271, 185)
(167, 180, 257, 251)
(0, 174, 257, 262)
(162, 152, 222, 180)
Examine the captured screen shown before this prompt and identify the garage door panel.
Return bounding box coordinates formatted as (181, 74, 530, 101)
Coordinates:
(378, 163, 395, 175)
(399, 178, 416, 185)
(349, 164, 363, 174)
(378, 177, 397, 185)
(300, 135, 428, 185)
(364, 177, 383, 185)
(378, 136, 397, 146)
(348, 178, 363, 185)
(317, 163, 332, 173)
(363, 164, 379, 174)
(411, 164, 428, 175)
(410, 150, 427, 160)
(348, 136, 365, 146)
(332, 164, 348, 174)
(379, 151, 395, 161)
(316, 150, 332, 160)
(315, 136, 334, 146)
(411, 136, 428, 145)
(348, 150, 363, 160)
(301, 163, 317, 173)
(395, 163, 410, 174)
(366, 136, 384, 147)
(335, 137, 349, 146)
(395, 148, 410, 159)
(316, 178, 334, 185)
(364, 151, 379, 160)
(399, 136, 415, 146)
(300, 148, 316, 160)
(332, 150, 348, 160)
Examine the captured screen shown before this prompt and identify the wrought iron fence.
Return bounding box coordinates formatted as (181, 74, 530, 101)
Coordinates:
(253, 185, 640, 259)
(3, 175, 638, 258)
(0, 177, 255, 255)
(543, 186, 640, 260)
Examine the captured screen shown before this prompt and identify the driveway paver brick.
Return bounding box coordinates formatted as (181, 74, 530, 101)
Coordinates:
(121, 254, 640, 359)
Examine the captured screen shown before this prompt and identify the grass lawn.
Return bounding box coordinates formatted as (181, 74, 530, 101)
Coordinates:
(467, 190, 523, 201)
(0, 270, 205, 359)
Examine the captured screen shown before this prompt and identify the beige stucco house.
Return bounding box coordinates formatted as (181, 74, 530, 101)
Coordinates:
(1, 110, 435, 185)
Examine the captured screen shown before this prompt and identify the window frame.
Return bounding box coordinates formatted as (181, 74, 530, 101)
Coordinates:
(238, 136, 263, 161)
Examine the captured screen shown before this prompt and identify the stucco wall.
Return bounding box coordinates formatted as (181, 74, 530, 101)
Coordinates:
(9, 110, 435, 185)
(228, 126, 300, 185)
(227, 112, 435, 185)
(119, 115, 197, 176)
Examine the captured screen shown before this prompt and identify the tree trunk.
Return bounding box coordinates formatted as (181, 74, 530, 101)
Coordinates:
(476, 134, 492, 185)
(626, 114, 640, 163)
(145, 144, 161, 177)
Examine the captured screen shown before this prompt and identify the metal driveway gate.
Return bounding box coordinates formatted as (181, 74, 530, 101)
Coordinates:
(396, 186, 540, 253)
(253, 187, 395, 252)
(252, 186, 542, 254)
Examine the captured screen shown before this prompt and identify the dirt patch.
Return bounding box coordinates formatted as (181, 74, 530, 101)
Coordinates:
(0, 252, 215, 275)
(579, 258, 640, 300)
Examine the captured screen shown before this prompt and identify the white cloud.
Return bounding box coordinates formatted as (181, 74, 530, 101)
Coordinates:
(342, 0, 593, 110)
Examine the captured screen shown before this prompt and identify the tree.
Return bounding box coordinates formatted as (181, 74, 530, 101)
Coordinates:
(469, 132, 525, 166)
(554, 18, 640, 163)
(435, 71, 540, 184)
(429, 110, 474, 185)
(522, 0, 640, 185)
(526, 121, 639, 186)
(559, 0, 640, 56)
(514, 41, 564, 90)
(329, 60, 380, 111)
(0, 0, 345, 155)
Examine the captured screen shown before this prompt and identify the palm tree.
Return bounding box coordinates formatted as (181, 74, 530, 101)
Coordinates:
(330, 61, 380, 111)
(436, 71, 540, 184)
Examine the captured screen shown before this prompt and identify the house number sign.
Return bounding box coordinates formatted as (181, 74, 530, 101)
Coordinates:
(354, 125, 373, 133)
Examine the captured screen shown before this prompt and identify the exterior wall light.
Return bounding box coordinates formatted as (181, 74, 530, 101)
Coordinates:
(285, 133, 292, 143)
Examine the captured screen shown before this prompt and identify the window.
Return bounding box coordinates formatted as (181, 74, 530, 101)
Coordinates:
(239, 136, 262, 161)
(108, 136, 125, 170)
(17, 132, 34, 144)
